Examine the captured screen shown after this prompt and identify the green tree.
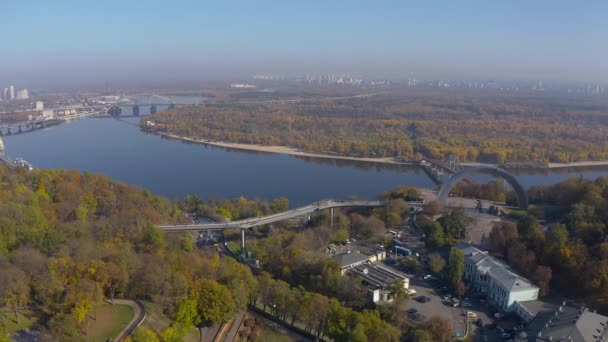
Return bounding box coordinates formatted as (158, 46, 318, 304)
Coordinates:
(428, 253, 446, 274)
(438, 207, 468, 240)
(270, 197, 289, 213)
(409, 328, 433, 342)
(140, 224, 165, 254)
(195, 279, 235, 325)
(131, 327, 160, 342)
(547, 224, 569, 247)
(447, 247, 465, 291)
(425, 222, 445, 249)
(175, 297, 201, 328)
(388, 278, 408, 300)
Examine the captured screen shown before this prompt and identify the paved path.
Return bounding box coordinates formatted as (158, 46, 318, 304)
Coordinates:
(223, 311, 246, 342)
(112, 299, 145, 341)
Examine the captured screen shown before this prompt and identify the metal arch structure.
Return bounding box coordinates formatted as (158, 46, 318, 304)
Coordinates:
(437, 166, 528, 210)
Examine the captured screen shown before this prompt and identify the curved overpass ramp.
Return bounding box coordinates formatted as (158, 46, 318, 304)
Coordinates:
(159, 199, 392, 232)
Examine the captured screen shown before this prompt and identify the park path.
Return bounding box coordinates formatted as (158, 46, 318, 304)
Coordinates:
(223, 311, 246, 342)
(112, 299, 145, 341)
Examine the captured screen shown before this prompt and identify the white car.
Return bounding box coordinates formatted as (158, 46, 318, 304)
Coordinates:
(407, 288, 417, 295)
(467, 311, 477, 320)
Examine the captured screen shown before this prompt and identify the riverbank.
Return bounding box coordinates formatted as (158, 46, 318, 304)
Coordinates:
(547, 160, 608, 169)
(159, 132, 418, 166)
(159, 131, 608, 171)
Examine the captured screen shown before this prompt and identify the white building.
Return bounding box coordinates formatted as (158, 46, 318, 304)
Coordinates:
(16, 88, 28, 100)
(9, 85, 15, 100)
(35, 101, 44, 111)
(459, 245, 539, 314)
(41, 110, 54, 119)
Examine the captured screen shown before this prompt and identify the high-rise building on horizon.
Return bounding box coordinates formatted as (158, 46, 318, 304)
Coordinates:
(36, 101, 44, 110)
(16, 88, 29, 100)
(9, 85, 15, 100)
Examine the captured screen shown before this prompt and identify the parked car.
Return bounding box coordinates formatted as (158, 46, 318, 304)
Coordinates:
(494, 312, 505, 319)
(416, 296, 431, 303)
(475, 318, 483, 327)
(406, 308, 417, 315)
(407, 288, 417, 295)
(501, 332, 512, 339)
(451, 297, 460, 307)
(467, 311, 477, 320)
(442, 294, 451, 300)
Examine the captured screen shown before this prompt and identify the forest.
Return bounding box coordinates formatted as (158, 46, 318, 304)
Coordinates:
(0, 166, 449, 341)
(144, 90, 608, 164)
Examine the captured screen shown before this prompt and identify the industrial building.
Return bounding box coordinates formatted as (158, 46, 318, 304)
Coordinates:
(332, 250, 410, 302)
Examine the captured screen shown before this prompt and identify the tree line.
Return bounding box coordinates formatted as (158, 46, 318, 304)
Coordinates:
(144, 90, 608, 163)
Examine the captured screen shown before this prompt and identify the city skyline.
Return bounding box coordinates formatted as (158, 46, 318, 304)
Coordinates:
(1, 1, 607, 85)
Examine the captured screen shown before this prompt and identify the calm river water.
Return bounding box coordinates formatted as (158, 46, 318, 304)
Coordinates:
(3, 105, 608, 206)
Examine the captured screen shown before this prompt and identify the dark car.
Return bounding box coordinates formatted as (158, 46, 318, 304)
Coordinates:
(416, 296, 431, 303)
(475, 318, 484, 327)
(406, 308, 418, 315)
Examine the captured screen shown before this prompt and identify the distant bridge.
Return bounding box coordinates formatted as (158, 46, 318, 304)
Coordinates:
(158, 199, 400, 232)
(419, 158, 460, 185)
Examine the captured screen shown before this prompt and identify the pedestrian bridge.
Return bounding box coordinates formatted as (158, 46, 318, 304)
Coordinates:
(159, 199, 402, 232)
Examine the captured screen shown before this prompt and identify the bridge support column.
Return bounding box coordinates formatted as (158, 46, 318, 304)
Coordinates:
(241, 229, 246, 257)
(330, 208, 334, 228)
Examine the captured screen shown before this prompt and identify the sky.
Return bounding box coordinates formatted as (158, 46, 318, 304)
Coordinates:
(1, 1, 607, 86)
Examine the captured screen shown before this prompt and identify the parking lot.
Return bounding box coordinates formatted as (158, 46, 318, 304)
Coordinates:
(404, 275, 525, 341)
(403, 277, 469, 338)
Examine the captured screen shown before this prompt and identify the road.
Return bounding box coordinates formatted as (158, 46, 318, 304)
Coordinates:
(112, 299, 145, 342)
(159, 199, 393, 232)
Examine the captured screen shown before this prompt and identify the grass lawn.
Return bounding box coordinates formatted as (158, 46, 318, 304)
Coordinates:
(84, 303, 133, 342)
(140, 301, 172, 333)
(0, 310, 37, 335)
(227, 241, 242, 255)
(254, 325, 296, 342)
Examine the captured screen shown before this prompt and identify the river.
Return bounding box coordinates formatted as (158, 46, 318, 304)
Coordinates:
(3, 104, 608, 206)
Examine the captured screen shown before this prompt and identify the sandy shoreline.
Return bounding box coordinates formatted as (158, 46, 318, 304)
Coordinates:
(159, 133, 417, 166)
(156, 132, 608, 170)
(547, 161, 608, 168)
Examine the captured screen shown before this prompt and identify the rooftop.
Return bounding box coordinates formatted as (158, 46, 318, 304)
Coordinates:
(332, 250, 369, 268)
(517, 300, 557, 317)
(532, 302, 608, 342)
(460, 245, 538, 293)
(348, 263, 408, 289)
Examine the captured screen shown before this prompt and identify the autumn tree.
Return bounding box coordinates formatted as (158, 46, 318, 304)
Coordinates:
(428, 253, 446, 274)
(195, 279, 235, 326)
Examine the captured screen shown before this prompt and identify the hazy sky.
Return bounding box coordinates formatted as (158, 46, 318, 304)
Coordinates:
(2, 1, 607, 85)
